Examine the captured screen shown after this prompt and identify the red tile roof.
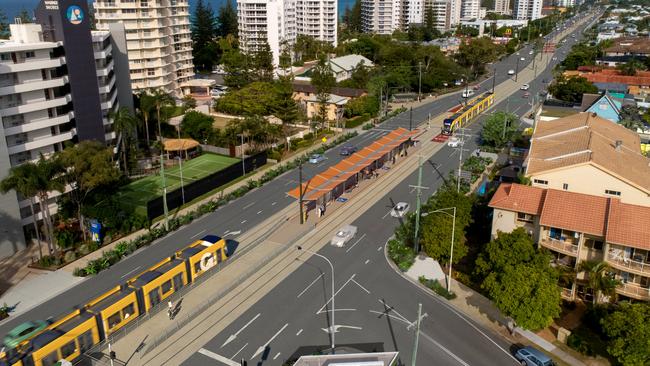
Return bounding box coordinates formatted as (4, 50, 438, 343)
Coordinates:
(489, 183, 650, 250)
(575, 69, 650, 87)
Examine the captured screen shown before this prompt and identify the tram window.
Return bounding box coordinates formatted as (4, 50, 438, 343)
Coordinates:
(22, 354, 35, 366)
(216, 250, 223, 263)
(122, 303, 135, 319)
(194, 261, 201, 274)
(148, 289, 161, 307)
(41, 351, 59, 366)
(77, 330, 93, 352)
(172, 273, 184, 291)
(161, 280, 172, 294)
(107, 312, 122, 329)
(61, 339, 77, 358)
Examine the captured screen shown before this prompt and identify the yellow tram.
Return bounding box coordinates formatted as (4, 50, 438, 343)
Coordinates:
(442, 92, 495, 135)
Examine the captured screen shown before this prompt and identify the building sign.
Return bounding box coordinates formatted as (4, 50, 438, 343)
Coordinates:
(90, 220, 102, 243)
(44, 0, 59, 10)
(66, 5, 84, 25)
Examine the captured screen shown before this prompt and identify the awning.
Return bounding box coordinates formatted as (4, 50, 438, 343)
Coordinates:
(163, 138, 200, 151)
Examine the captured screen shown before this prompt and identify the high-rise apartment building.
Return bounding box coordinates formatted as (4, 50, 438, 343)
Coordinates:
(460, 0, 481, 19)
(493, 0, 511, 15)
(448, 0, 462, 27)
(514, 0, 543, 20)
(94, 0, 194, 96)
(426, 0, 452, 31)
(361, 0, 425, 34)
(237, 0, 336, 66)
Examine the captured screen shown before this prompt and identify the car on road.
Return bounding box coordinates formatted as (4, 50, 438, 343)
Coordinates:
(340, 145, 357, 156)
(514, 346, 555, 366)
(520, 57, 525, 61)
(520, 84, 530, 90)
(330, 225, 357, 247)
(390, 202, 410, 218)
(508, 69, 515, 75)
(461, 89, 475, 98)
(528, 50, 533, 55)
(3, 320, 49, 349)
(522, 92, 530, 98)
(552, 57, 557, 61)
(447, 136, 462, 147)
(309, 154, 326, 164)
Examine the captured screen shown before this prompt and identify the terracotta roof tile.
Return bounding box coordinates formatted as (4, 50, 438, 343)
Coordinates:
(606, 200, 650, 250)
(539, 190, 609, 236)
(488, 183, 546, 215)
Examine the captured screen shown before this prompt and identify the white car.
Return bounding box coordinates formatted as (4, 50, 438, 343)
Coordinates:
(461, 89, 474, 98)
(508, 69, 515, 75)
(447, 136, 463, 147)
(330, 225, 357, 247)
(520, 57, 525, 61)
(390, 202, 410, 218)
(520, 84, 530, 90)
(528, 51, 533, 55)
(552, 57, 558, 61)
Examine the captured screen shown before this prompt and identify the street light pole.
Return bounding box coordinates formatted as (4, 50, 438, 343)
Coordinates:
(418, 62, 422, 102)
(241, 134, 246, 175)
(409, 106, 413, 131)
(410, 156, 429, 253)
(297, 246, 335, 352)
(491, 67, 496, 94)
(160, 150, 169, 231)
(299, 163, 304, 224)
(410, 303, 422, 366)
(515, 56, 520, 82)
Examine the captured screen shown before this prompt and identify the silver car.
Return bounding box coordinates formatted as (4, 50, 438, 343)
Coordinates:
(390, 202, 410, 218)
(331, 225, 357, 247)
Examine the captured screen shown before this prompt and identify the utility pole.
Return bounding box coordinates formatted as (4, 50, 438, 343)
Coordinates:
(491, 67, 496, 93)
(410, 303, 422, 366)
(409, 106, 413, 131)
(160, 151, 169, 231)
(418, 62, 422, 101)
(241, 134, 246, 175)
(299, 163, 304, 224)
(410, 156, 428, 253)
(379, 85, 383, 117)
(515, 56, 520, 82)
(456, 128, 468, 192)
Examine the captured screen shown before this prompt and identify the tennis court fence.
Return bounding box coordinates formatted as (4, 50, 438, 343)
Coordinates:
(146, 152, 267, 220)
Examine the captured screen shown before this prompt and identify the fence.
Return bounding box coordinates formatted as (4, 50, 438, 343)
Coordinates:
(146, 152, 267, 220)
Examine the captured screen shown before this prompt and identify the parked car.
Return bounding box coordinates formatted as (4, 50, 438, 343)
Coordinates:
(447, 136, 462, 147)
(461, 89, 475, 98)
(340, 145, 357, 156)
(330, 225, 358, 247)
(3, 320, 49, 349)
(508, 69, 515, 75)
(309, 154, 326, 164)
(520, 84, 530, 90)
(390, 202, 410, 218)
(514, 346, 555, 366)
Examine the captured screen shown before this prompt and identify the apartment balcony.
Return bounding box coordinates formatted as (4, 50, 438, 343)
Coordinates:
(607, 252, 650, 277)
(96, 59, 115, 77)
(0, 76, 68, 97)
(0, 94, 71, 117)
(101, 89, 118, 110)
(539, 237, 579, 256)
(98, 76, 117, 94)
(616, 282, 650, 301)
(4, 112, 73, 136)
(7, 130, 74, 155)
(94, 43, 113, 59)
(0, 57, 66, 74)
(560, 287, 575, 301)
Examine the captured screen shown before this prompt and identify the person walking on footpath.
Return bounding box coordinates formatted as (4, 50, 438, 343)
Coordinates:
(168, 301, 174, 320)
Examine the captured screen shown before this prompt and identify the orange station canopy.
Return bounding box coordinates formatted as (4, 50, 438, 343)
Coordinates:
(288, 127, 419, 202)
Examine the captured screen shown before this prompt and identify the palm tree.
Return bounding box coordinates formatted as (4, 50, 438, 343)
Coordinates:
(110, 107, 138, 173)
(579, 260, 621, 304)
(0, 163, 44, 259)
(138, 90, 154, 145)
(149, 88, 175, 141)
(34, 155, 64, 256)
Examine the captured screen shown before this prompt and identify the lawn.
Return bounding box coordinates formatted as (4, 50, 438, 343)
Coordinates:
(117, 153, 239, 215)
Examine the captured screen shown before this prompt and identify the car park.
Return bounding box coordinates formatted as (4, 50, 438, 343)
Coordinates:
(520, 84, 530, 90)
(447, 136, 462, 147)
(330, 225, 358, 247)
(390, 202, 410, 218)
(514, 346, 555, 366)
(309, 154, 326, 164)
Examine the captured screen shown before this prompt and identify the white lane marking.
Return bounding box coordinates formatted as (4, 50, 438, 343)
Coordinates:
(322, 325, 362, 333)
(296, 329, 303, 336)
(257, 210, 263, 215)
(120, 266, 141, 279)
(231, 343, 248, 359)
(345, 233, 367, 253)
(242, 202, 255, 210)
(191, 229, 206, 238)
(284, 180, 294, 186)
(198, 348, 240, 366)
(297, 273, 324, 298)
(365, 259, 370, 264)
(377, 246, 383, 251)
(382, 210, 393, 219)
(241, 220, 247, 224)
(352, 279, 371, 294)
(319, 309, 357, 313)
(316, 274, 356, 314)
(222, 313, 261, 347)
(223, 230, 231, 236)
(369, 310, 412, 326)
(271, 201, 277, 206)
(252, 323, 289, 359)
(419, 331, 471, 366)
(273, 352, 281, 360)
(378, 299, 411, 323)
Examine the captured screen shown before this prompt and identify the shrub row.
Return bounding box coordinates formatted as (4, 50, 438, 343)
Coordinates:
(74, 131, 359, 277)
(387, 238, 416, 272)
(419, 276, 457, 300)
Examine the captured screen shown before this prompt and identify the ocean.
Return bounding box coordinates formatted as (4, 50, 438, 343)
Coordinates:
(2, 0, 355, 21)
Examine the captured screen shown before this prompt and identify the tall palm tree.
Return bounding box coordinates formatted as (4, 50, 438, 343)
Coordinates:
(34, 155, 64, 256)
(149, 88, 175, 141)
(110, 107, 138, 173)
(579, 260, 621, 304)
(0, 163, 44, 259)
(138, 90, 154, 145)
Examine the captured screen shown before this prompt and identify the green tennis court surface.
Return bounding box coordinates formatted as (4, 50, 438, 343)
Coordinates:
(118, 153, 239, 212)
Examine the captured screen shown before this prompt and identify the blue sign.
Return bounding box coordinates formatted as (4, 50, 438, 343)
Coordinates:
(66, 5, 84, 25)
(90, 220, 102, 243)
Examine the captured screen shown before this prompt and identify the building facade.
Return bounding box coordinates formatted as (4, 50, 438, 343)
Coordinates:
(493, 0, 510, 15)
(513, 0, 543, 20)
(427, 0, 452, 31)
(460, 0, 481, 19)
(94, 0, 194, 96)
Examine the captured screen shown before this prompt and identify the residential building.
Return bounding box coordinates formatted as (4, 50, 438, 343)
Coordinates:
(513, 0, 542, 20)
(489, 183, 650, 302)
(0, 13, 131, 258)
(493, 0, 511, 15)
(525, 112, 650, 206)
(295, 0, 337, 46)
(361, 0, 410, 34)
(580, 93, 623, 123)
(94, 0, 194, 96)
(461, 0, 481, 20)
(326, 54, 374, 82)
(292, 81, 366, 121)
(603, 37, 650, 58)
(570, 69, 650, 98)
(448, 0, 463, 27)
(426, 0, 452, 31)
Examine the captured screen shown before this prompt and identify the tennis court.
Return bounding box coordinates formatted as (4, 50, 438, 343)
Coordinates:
(117, 153, 239, 212)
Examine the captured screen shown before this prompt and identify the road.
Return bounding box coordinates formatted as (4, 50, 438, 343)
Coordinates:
(182, 11, 601, 366)
(0, 10, 597, 341)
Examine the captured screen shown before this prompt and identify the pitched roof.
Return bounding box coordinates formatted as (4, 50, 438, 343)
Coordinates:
(292, 81, 366, 98)
(329, 54, 374, 72)
(577, 69, 650, 87)
(604, 37, 650, 55)
(526, 112, 650, 193)
(489, 183, 650, 250)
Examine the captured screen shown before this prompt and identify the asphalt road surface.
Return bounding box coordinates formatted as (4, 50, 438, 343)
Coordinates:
(182, 11, 601, 366)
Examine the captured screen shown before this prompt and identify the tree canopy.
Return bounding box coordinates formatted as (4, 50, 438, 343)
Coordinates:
(191, 0, 218, 71)
(181, 111, 215, 143)
(601, 302, 650, 366)
(455, 37, 499, 76)
(214, 82, 279, 116)
(481, 112, 519, 148)
(217, 0, 238, 38)
(548, 75, 598, 103)
(0, 9, 9, 39)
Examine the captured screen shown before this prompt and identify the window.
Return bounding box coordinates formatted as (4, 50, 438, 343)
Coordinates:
(148, 289, 161, 307)
(161, 279, 173, 294)
(605, 189, 621, 196)
(107, 312, 122, 329)
(77, 330, 94, 352)
(122, 303, 135, 319)
(60, 339, 77, 358)
(585, 239, 603, 251)
(517, 212, 534, 223)
(25, 51, 35, 58)
(172, 273, 184, 291)
(41, 351, 59, 366)
(563, 183, 568, 190)
(533, 179, 548, 185)
(147, 69, 155, 76)
(0, 53, 9, 61)
(194, 261, 202, 274)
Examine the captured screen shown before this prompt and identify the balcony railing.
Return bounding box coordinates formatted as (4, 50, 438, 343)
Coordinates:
(607, 253, 650, 276)
(617, 283, 650, 300)
(540, 237, 579, 256)
(560, 287, 574, 300)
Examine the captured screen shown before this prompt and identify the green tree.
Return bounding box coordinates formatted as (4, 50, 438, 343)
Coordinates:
(223, 48, 251, 88)
(548, 75, 598, 103)
(481, 111, 518, 148)
(346, 0, 363, 33)
(214, 81, 278, 116)
(272, 77, 300, 151)
(109, 107, 138, 173)
(137, 90, 154, 145)
(181, 110, 215, 142)
(455, 37, 498, 76)
(191, 0, 217, 71)
(182, 95, 197, 111)
(579, 261, 620, 304)
(58, 141, 121, 240)
(253, 42, 275, 81)
(0, 163, 44, 258)
(216, 0, 238, 37)
(149, 88, 175, 140)
(475, 227, 538, 277)
(0, 9, 9, 39)
(279, 40, 292, 73)
(17, 8, 32, 23)
(617, 59, 646, 76)
(601, 302, 650, 366)
(33, 155, 64, 255)
(310, 56, 336, 129)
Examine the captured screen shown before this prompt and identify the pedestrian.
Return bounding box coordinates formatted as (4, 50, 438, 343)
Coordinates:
(392, 156, 396, 164)
(475, 149, 480, 157)
(167, 301, 173, 319)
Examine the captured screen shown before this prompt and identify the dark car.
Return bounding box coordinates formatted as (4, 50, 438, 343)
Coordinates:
(340, 145, 357, 156)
